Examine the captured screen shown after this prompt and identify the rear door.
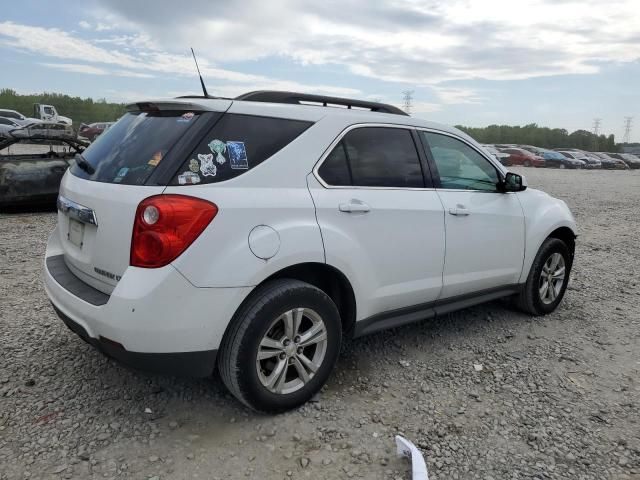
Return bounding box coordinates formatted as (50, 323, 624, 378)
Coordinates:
(56, 100, 231, 294)
(308, 125, 445, 320)
(418, 130, 525, 299)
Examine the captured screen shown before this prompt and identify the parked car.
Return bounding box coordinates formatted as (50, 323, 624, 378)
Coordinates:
(540, 150, 584, 169)
(589, 152, 627, 170)
(499, 147, 545, 167)
(0, 108, 38, 126)
(556, 150, 601, 169)
(8, 121, 74, 139)
(0, 117, 22, 136)
(44, 91, 576, 412)
(606, 152, 640, 169)
(481, 144, 511, 165)
(518, 145, 547, 156)
(79, 122, 115, 142)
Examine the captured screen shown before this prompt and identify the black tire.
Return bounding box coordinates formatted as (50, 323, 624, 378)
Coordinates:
(218, 279, 342, 413)
(515, 238, 572, 316)
(524, 160, 532, 167)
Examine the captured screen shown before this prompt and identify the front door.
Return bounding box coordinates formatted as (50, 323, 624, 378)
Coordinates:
(308, 126, 446, 320)
(419, 131, 525, 299)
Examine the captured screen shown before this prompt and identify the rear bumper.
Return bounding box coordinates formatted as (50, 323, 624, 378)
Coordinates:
(52, 304, 217, 377)
(44, 226, 252, 377)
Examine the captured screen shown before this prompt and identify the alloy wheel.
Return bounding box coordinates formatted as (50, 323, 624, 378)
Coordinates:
(539, 253, 566, 305)
(256, 308, 328, 395)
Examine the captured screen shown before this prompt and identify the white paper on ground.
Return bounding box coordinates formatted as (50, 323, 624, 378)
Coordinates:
(395, 435, 429, 480)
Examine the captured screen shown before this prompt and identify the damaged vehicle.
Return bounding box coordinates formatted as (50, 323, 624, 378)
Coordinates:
(43, 91, 576, 412)
(0, 134, 88, 208)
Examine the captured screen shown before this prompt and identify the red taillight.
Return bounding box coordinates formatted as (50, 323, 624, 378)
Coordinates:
(131, 195, 218, 268)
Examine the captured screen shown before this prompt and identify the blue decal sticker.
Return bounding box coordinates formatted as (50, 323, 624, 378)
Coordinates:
(227, 141, 249, 170)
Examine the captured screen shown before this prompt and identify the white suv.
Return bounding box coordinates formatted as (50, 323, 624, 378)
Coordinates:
(44, 91, 576, 412)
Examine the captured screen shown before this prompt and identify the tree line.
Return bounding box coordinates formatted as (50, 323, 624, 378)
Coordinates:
(0, 89, 126, 127)
(0, 89, 622, 152)
(455, 123, 618, 152)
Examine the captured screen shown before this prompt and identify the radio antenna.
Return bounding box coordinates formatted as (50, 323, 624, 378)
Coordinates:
(190, 47, 209, 98)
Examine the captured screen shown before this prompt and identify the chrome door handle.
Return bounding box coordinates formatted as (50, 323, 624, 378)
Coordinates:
(448, 206, 470, 216)
(339, 200, 370, 213)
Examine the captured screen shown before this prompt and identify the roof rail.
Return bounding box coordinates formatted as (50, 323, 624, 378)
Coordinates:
(235, 90, 409, 116)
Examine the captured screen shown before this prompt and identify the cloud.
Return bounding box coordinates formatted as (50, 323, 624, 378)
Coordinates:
(432, 87, 483, 105)
(41, 62, 154, 78)
(91, 0, 640, 86)
(0, 21, 361, 98)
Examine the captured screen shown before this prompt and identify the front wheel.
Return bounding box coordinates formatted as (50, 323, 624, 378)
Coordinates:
(218, 279, 342, 412)
(524, 160, 532, 167)
(516, 238, 572, 315)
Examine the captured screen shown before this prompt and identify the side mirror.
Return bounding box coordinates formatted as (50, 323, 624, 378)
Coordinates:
(500, 172, 527, 192)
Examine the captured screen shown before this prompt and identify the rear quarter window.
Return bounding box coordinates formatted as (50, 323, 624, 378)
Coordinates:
(170, 114, 312, 185)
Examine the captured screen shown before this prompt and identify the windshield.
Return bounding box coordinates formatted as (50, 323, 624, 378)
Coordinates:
(70, 111, 201, 185)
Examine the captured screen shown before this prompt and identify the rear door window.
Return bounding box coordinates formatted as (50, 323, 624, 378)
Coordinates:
(317, 127, 425, 188)
(170, 114, 312, 185)
(318, 143, 352, 186)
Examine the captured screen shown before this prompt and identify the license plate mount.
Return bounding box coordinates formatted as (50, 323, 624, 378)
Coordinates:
(68, 218, 85, 249)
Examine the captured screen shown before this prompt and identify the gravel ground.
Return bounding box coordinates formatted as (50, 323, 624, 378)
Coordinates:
(1, 167, 639, 480)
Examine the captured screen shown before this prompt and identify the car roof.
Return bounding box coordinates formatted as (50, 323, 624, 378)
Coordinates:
(126, 95, 468, 140)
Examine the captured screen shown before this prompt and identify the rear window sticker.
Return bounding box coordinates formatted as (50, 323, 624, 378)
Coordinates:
(147, 151, 163, 166)
(208, 139, 227, 164)
(189, 158, 200, 172)
(114, 167, 129, 183)
(227, 141, 249, 170)
(198, 153, 217, 177)
(178, 112, 195, 123)
(178, 171, 201, 185)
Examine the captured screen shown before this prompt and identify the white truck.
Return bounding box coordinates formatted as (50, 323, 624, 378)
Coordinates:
(33, 103, 73, 126)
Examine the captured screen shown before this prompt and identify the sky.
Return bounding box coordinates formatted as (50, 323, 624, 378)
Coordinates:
(1, 0, 639, 141)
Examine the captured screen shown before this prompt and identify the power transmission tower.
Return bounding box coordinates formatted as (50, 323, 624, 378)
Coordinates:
(402, 90, 414, 115)
(623, 116, 633, 143)
(592, 118, 601, 150)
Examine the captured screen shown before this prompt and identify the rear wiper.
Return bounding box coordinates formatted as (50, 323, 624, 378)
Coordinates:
(74, 154, 95, 175)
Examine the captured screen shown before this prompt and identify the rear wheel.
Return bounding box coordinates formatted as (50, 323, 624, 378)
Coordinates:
(218, 279, 341, 412)
(516, 238, 571, 315)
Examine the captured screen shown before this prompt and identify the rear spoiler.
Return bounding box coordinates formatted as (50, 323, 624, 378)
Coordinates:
(126, 99, 232, 113)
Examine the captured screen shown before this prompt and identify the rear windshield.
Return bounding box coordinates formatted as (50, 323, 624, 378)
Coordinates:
(169, 114, 312, 185)
(70, 111, 202, 185)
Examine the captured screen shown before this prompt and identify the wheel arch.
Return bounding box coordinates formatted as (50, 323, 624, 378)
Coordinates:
(547, 226, 576, 264)
(225, 262, 357, 341)
(261, 262, 358, 338)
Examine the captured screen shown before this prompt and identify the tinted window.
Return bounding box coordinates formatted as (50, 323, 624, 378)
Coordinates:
(318, 143, 352, 186)
(421, 132, 499, 191)
(171, 114, 312, 185)
(0, 118, 12, 125)
(71, 111, 202, 185)
(340, 127, 423, 188)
